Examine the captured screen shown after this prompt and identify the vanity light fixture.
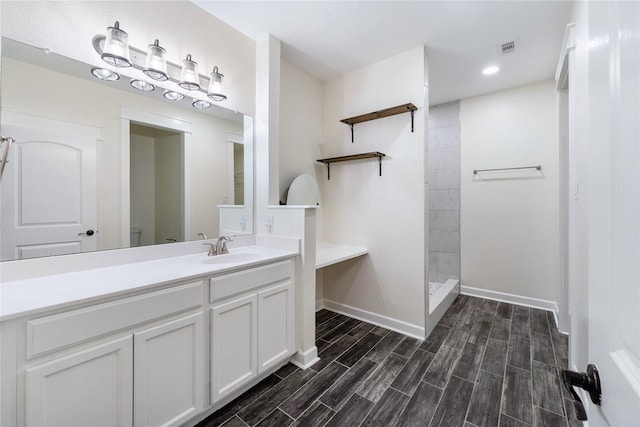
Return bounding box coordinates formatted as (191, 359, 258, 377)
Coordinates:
(130, 79, 156, 92)
(163, 90, 185, 101)
(192, 98, 211, 109)
(482, 65, 499, 75)
(143, 39, 168, 81)
(92, 21, 229, 108)
(179, 54, 200, 90)
(207, 66, 227, 101)
(101, 21, 131, 68)
(91, 67, 120, 81)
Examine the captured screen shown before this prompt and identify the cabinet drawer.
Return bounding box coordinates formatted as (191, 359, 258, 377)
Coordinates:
(209, 260, 293, 302)
(26, 281, 203, 359)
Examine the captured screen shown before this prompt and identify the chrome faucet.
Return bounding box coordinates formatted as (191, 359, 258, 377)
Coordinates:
(216, 236, 232, 255)
(203, 236, 232, 256)
(197, 232, 208, 240)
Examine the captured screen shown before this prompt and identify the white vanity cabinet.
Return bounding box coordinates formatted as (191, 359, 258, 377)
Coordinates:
(209, 260, 294, 403)
(133, 311, 204, 427)
(4, 281, 205, 427)
(1, 251, 298, 427)
(25, 335, 134, 427)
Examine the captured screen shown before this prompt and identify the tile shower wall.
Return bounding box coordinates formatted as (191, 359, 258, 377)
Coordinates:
(428, 102, 460, 283)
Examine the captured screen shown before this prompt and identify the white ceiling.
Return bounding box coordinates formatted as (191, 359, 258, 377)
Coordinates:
(194, 1, 574, 105)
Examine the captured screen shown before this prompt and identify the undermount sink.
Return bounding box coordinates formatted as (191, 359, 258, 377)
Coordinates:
(200, 252, 262, 264)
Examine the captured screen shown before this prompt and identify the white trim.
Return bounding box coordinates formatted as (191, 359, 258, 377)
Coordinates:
(461, 285, 559, 321)
(322, 299, 425, 340)
(226, 132, 244, 144)
(315, 298, 325, 312)
(290, 346, 319, 370)
(611, 350, 640, 400)
(120, 106, 192, 133)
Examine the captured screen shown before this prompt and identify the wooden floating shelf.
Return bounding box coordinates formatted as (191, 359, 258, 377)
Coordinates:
(340, 103, 417, 142)
(317, 152, 386, 180)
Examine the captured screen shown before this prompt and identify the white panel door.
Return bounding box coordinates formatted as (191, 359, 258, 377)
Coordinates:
(210, 293, 258, 403)
(582, 1, 640, 425)
(26, 336, 133, 427)
(133, 312, 204, 427)
(257, 282, 294, 373)
(0, 111, 99, 260)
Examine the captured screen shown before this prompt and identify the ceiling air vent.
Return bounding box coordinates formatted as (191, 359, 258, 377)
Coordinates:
(500, 41, 516, 54)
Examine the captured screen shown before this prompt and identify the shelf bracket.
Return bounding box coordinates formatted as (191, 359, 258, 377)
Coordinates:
(378, 155, 382, 176)
(349, 124, 354, 143)
(326, 162, 331, 180)
(410, 110, 415, 133)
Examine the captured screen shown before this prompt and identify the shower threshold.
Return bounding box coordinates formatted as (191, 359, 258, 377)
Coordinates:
(429, 279, 460, 314)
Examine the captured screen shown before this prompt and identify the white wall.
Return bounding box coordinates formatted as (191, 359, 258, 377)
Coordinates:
(2, 58, 241, 249)
(154, 132, 182, 243)
(319, 47, 427, 335)
(130, 129, 156, 246)
(567, 0, 589, 373)
(460, 79, 559, 304)
(279, 60, 323, 205)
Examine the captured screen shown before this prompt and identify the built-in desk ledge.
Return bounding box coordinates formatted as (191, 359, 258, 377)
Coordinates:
(316, 244, 368, 269)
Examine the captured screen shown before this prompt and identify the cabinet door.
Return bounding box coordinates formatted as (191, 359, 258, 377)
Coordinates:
(26, 336, 133, 427)
(258, 282, 294, 372)
(134, 312, 204, 427)
(210, 293, 257, 403)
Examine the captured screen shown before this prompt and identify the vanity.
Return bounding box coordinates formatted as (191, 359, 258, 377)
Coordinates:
(0, 242, 298, 427)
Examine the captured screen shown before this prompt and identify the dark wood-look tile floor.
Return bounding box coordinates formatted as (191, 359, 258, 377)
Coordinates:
(196, 296, 577, 427)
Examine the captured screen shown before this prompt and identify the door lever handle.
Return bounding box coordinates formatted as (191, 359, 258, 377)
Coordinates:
(562, 364, 602, 421)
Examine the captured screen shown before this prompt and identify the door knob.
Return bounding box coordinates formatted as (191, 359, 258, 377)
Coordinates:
(562, 364, 602, 421)
(78, 229, 96, 236)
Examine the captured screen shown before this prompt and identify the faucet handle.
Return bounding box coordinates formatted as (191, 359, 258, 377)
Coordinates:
(203, 243, 217, 256)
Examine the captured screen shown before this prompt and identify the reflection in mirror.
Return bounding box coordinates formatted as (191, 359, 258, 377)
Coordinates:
(130, 123, 184, 247)
(233, 144, 245, 205)
(0, 38, 254, 261)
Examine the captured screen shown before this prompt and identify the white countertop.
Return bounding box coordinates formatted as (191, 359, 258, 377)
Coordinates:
(0, 245, 297, 322)
(316, 244, 368, 269)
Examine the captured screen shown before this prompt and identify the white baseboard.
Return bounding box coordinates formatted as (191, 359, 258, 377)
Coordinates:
(321, 299, 425, 340)
(290, 346, 319, 370)
(315, 298, 325, 312)
(461, 285, 559, 322)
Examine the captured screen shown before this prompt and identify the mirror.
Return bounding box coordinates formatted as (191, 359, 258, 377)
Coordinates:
(0, 37, 254, 261)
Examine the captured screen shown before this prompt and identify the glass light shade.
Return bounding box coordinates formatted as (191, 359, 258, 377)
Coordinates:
(207, 66, 227, 101)
(101, 21, 131, 68)
(143, 39, 168, 81)
(130, 79, 155, 92)
(192, 98, 211, 109)
(163, 90, 184, 101)
(179, 54, 200, 90)
(91, 67, 120, 81)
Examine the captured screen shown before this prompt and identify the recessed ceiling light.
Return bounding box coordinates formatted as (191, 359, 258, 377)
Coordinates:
(483, 66, 499, 76)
